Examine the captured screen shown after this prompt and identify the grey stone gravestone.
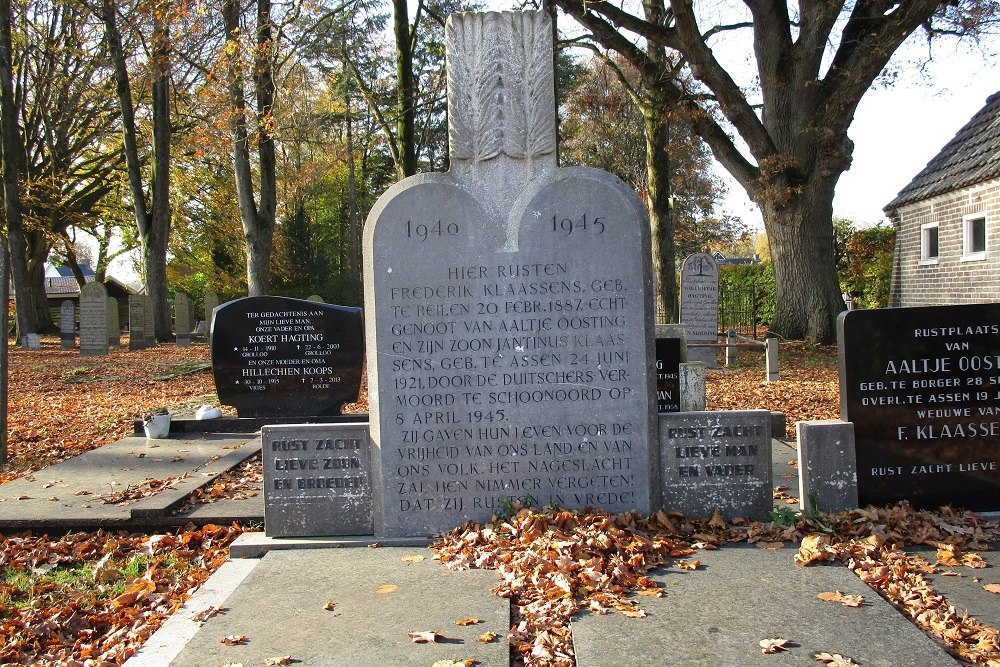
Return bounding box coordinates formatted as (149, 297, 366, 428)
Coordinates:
(128, 294, 146, 350)
(796, 419, 858, 513)
(306, 294, 324, 303)
(107, 297, 119, 348)
(175, 292, 191, 347)
(659, 410, 771, 520)
(262, 423, 373, 537)
(204, 291, 219, 339)
(364, 10, 656, 538)
(839, 304, 1000, 511)
(680, 253, 719, 368)
(60, 300, 75, 350)
(20, 333, 40, 350)
(79, 282, 109, 357)
(143, 295, 154, 347)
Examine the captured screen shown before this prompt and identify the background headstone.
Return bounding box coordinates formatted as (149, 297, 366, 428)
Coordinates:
(20, 333, 40, 350)
(107, 297, 119, 348)
(796, 419, 858, 514)
(306, 294, 324, 302)
(364, 11, 656, 538)
(262, 423, 373, 537)
(211, 296, 365, 418)
(143, 295, 154, 347)
(659, 410, 772, 520)
(128, 295, 146, 350)
(839, 304, 1000, 511)
(60, 300, 75, 350)
(175, 292, 191, 347)
(680, 253, 719, 368)
(204, 291, 220, 339)
(79, 282, 109, 357)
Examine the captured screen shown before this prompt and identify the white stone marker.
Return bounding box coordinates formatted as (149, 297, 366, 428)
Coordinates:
(364, 10, 656, 538)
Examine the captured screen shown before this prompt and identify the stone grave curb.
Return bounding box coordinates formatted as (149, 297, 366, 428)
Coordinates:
(124, 558, 259, 667)
(228, 532, 431, 558)
(129, 439, 260, 520)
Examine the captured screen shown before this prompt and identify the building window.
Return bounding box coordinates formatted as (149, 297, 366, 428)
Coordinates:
(962, 214, 987, 260)
(920, 222, 939, 263)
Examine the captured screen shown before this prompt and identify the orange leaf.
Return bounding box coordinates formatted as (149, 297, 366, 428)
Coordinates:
(220, 634, 248, 645)
(983, 583, 1000, 594)
(408, 630, 442, 643)
(478, 631, 500, 643)
(375, 584, 398, 594)
(455, 617, 481, 626)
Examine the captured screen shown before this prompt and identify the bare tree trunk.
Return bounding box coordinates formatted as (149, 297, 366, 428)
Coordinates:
(0, 0, 32, 340)
(25, 230, 54, 332)
(392, 0, 415, 177)
(103, 0, 172, 340)
(763, 186, 845, 342)
(223, 0, 277, 297)
(643, 105, 677, 323)
(0, 0, 14, 462)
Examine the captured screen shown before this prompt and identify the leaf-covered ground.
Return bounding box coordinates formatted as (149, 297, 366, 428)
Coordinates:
(10, 336, 992, 667)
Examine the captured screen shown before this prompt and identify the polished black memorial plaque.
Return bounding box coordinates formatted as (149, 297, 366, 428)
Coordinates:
(655, 337, 681, 412)
(839, 303, 1000, 510)
(211, 296, 364, 418)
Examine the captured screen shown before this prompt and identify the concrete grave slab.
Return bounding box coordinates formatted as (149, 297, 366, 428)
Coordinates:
(164, 547, 509, 667)
(572, 545, 961, 667)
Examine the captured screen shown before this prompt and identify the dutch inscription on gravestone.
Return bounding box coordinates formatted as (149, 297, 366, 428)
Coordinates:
(60, 300, 75, 350)
(655, 337, 681, 412)
(262, 423, 372, 537)
(128, 295, 146, 350)
(659, 410, 772, 520)
(364, 11, 656, 538)
(79, 282, 109, 357)
(839, 303, 1000, 511)
(211, 296, 364, 418)
(680, 253, 719, 368)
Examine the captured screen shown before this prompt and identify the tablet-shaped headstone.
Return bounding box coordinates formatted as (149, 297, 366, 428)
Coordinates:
(175, 292, 191, 346)
(107, 297, 120, 347)
(143, 295, 155, 346)
(211, 296, 364, 417)
(60, 300, 75, 350)
(128, 294, 146, 350)
(680, 253, 719, 368)
(840, 304, 1000, 511)
(364, 11, 656, 537)
(263, 423, 373, 536)
(79, 282, 108, 357)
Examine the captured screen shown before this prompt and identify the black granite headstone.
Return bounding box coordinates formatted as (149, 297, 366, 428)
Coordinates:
(655, 337, 681, 412)
(839, 303, 1000, 511)
(211, 296, 364, 418)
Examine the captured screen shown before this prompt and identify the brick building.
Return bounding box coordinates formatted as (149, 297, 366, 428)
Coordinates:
(885, 92, 1000, 307)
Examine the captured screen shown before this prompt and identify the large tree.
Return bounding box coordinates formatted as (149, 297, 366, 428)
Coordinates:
(554, 0, 998, 342)
(103, 0, 173, 340)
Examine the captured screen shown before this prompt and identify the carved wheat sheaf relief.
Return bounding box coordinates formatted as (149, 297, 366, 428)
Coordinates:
(446, 13, 503, 162)
(503, 12, 555, 159)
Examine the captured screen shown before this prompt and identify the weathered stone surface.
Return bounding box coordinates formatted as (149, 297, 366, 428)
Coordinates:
(364, 10, 656, 538)
(79, 282, 109, 357)
(60, 300, 75, 350)
(143, 295, 154, 346)
(659, 410, 772, 520)
(203, 291, 219, 338)
(680, 253, 719, 368)
(174, 292, 191, 346)
(262, 423, 372, 537)
(211, 296, 364, 418)
(679, 361, 706, 411)
(796, 419, 858, 513)
(128, 295, 146, 350)
(107, 297, 120, 348)
(21, 333, 40, 350)
(839, 304, 1000, 510)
